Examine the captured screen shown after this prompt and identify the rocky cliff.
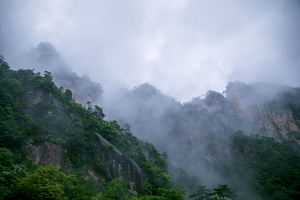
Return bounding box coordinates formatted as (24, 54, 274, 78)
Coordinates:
(225, 81, 300, 148)
(27, 141, 66, 168)
(26, 134, 147, 191)
(94, 133, 147, 190)
(23, 88, 147, 191)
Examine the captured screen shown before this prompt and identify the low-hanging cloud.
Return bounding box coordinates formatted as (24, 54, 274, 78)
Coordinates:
(0, 0, 300, 102)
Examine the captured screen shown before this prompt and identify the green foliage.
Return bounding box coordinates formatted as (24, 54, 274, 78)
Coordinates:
(231, 132, 300, 199)
(64, 176, 99, 200)
(15, 165, 98, 200)
(0, 56, 185, 198)
(189, 185, 236, 200)
(156, 188, 186, 200)
(132, 188, 186, 200)
(0, 147, 27, 199)
(210, 185, 236, 199)
(93, 105, 105, 120)
(15, 165, 69, 199)
(0, 163, 28, 199)
(0, 147, 14, 168)
(131, 196, 165, 200)
(189, 185, 211, 200)
(0, 62, 27, 151)
(132, 142, 171, 194)
(100, 179, 130, 200)
(138, 183, 153, 196)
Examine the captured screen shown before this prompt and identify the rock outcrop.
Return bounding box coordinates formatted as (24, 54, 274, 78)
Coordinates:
(225, 81, 300, 148)
(28, 142, 66, 168)
(24, 89, 147, 191)
(94, 133, 147, 190)
(27, 134, 147, 190)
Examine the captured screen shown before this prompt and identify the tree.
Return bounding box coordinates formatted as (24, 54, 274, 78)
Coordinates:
(64, 89, 73, 104)
(132, 188, 186, 200)
(189, 185, 211, 200)
(101, 179, 130, 200)
(157, 188, 186, 200)
(92, 105, 105, 120)
(43, 70, 53, 81)
(15, 165, 75, 199)
(138, 183, 153, 196)
(0, 148, 28, 199)
(210, 184, 236, 199)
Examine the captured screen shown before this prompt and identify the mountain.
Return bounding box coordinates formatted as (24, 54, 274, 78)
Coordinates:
(1, 46, 300, 199)
(102, 83, 182, 147)
(0, 56, 181, 199)
(103, 80, 300, 199)
(225, 82, 300, 147)
(12, 42, 103, 105)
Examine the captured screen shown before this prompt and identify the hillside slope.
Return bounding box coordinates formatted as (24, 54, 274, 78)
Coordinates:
(0, 56, 179, 199)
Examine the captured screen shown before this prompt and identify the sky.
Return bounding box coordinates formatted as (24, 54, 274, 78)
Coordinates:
(1, 0, 300, 102)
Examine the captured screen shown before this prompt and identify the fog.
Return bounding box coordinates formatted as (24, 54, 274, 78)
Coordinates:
(1, 0, 300, 102)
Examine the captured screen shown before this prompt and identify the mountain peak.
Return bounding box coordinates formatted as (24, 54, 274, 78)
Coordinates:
(132, 83, 160, 98)
(36, 42, 57, 53)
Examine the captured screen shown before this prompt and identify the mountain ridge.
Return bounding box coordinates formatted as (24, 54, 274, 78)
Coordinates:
(1, 50, 300, 199)
(0, 57, 177, 199)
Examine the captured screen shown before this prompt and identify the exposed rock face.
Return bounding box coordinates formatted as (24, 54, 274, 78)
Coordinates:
(94, 133, 147, 190)
(225, 82, 300, 147)
(24, 90, 67, 167)
(28, 142, 66, 168)
(24, 88, 147, 190)
(27, 133, 147, 190)
(249, 106, 300, 144)
(25, 90, 65, 115)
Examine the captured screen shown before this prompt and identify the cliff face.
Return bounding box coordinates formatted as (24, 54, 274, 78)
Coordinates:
(23, 89, 146, 191)
(26, 134, 147, 191)
(24, 89, 65, 115)
(27, 141, 66, 168)
(94, 133, 147, 190)
(249, 106, 300, 143)
(225, 82, 300, 147)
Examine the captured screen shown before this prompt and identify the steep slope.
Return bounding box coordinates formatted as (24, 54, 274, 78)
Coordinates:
(22, 87, 147, 189)
(0, 57, 175, 199)
(225, 81, 300, 147)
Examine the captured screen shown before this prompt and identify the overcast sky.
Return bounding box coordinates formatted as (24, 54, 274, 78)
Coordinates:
(1, 0, 300, 102)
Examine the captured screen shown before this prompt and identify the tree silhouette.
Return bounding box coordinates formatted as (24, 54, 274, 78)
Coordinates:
(189, 185, 211, 200)
(211, 184, 236, 199)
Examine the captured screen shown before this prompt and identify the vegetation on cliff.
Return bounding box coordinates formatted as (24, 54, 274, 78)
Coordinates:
(0, 56, 184, 199)
(230, 132, 300, 199)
